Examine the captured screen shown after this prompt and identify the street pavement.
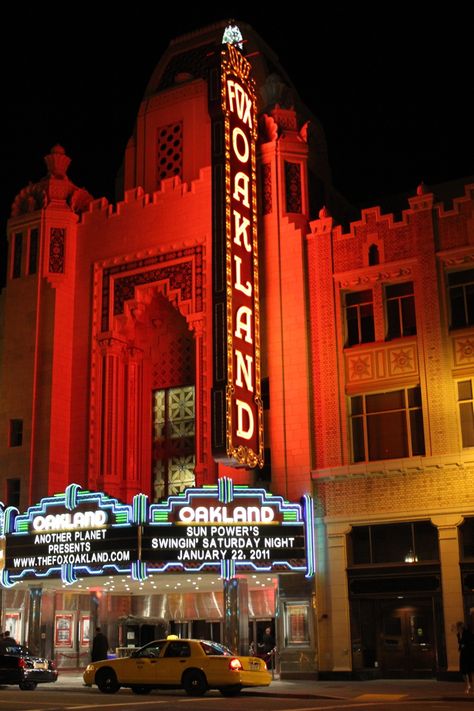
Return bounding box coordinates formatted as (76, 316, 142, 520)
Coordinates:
(53, 671, 474, 702)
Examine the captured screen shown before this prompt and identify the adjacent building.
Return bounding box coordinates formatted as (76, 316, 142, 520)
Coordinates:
(309, 185, 474, 677)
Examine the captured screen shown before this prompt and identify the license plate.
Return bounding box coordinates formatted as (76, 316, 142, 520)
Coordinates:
(250, 661, 260, 670)
(34, 661, 48, 670)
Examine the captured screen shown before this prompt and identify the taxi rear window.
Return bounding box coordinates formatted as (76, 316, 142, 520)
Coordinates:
(200, 641, 232, 656)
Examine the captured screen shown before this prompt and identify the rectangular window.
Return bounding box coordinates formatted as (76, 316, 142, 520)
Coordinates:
(386, 282, 416, 338)
(349, 521, 438, 565)
(345, 290, 375, 346)
(12, 233, 23, 278)
(457, 380, 474, 447)
(9, 419, 23, 447)
(448, 269, 474, 329)
(6, 479, 21, 508)
(351, 386, 425, 462)
(28, 228, 39, 275)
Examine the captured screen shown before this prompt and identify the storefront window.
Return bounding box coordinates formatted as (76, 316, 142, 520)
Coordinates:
(284, 602, 310, 646)
(460, 517, 474, 558)
(349, 521, 439, 565)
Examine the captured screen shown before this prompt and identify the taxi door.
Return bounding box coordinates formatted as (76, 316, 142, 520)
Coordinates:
(157, 640, 192, 684)
(119, 642, 165, 685)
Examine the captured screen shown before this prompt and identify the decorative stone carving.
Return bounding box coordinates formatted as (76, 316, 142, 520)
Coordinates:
(389, 348, 414, 373)
(259, 113, 278, 143)
(299, 121, 309, 143)
(261, 163, 272, 215)
(285, 161, 302, 213)
(100, 246, 203, 332)
(345, 342, 418, 384)
(349, 355, 372, 380)
(453, 335, 474, 366)
(11, 145, 93, 217)
(49, 228, 65, 273)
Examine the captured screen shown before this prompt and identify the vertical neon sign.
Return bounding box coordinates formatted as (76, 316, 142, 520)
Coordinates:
(211, 43, 263, 469)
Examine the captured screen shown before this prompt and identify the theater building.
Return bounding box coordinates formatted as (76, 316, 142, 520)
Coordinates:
(0, 20, 473, 679)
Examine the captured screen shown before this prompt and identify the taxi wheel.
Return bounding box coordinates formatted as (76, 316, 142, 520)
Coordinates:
(96, 668, 120, 694)
(219, 685, 242, 696)
(183, 670, 208, 696)
(19, 681, 37, 691)
(131, 685, 152, 695)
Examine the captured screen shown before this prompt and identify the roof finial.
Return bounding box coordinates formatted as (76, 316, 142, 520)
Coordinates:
(416, 180, 429, 196)
(44, 144, 71, 179)
(222, 20, 243, 50)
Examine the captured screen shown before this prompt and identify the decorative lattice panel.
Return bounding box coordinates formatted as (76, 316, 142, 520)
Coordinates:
(152, 334, 194, 390)
(157, 122, 183, 183)
(152, 386, 195, 501)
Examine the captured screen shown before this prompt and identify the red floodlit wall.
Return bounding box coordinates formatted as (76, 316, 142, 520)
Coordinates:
(4, 23, 473, 512)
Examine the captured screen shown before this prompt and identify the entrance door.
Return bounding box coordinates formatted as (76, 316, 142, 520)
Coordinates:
(140, 624, 156, 646)
(379, 602, 435, 677)
(191, 620, 221, 642)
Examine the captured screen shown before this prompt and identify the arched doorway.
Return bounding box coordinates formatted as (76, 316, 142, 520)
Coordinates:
(92, 283, 201, 501)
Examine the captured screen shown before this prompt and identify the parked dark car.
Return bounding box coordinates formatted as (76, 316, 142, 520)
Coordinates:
(0, 645, 58, 690)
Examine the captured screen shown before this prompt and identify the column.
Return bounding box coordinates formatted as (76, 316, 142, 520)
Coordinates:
(326, 523, 352, 671)
(373, 281, 385, 342)
(190, 318, 207, 485)
(223, 578, 249, 655)
(97, 336, 126, 496)
(27, 586, 43, 655)
(89, 591, 100, 661)
(123, 345, 143, 498)
(432, 513, 464, 672)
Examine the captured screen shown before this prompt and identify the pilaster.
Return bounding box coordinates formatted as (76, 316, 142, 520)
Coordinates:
(432, 513, 465, 672)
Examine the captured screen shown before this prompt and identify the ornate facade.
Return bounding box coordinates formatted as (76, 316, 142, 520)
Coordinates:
(0, 19, 473, 678)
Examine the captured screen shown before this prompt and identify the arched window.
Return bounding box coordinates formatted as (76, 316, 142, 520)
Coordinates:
(368, 244, 379, 266)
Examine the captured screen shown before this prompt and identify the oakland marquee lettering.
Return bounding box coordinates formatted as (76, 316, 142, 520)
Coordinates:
(177, 504, 274, 523)
(32, 510, 107, 531)
(211, 43, 263, 468)
(228, 78, 256, 442)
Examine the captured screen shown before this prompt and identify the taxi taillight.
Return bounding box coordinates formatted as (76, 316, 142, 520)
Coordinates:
(18, 658, 27, 668)
(229, 658, 243, 671)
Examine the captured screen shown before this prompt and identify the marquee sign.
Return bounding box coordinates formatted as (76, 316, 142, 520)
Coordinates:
(1, 484, 142, 586)
(210, 42, 264, 468)
(0, 481, 315, 585)
(142, 478, 315, 579)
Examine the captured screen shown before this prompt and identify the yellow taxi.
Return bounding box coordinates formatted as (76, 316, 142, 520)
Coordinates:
(83, 637, 271, 696)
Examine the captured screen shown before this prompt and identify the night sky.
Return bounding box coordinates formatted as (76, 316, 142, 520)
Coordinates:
(1, 7, 472, 244)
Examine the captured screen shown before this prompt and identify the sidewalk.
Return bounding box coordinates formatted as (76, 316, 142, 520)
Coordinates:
(53, 671, 474, 701)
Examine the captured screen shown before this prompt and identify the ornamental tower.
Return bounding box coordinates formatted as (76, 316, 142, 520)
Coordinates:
(0, 146, 92, 508)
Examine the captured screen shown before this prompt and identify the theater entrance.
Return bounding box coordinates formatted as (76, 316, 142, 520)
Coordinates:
(379, 601, 435, 677)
